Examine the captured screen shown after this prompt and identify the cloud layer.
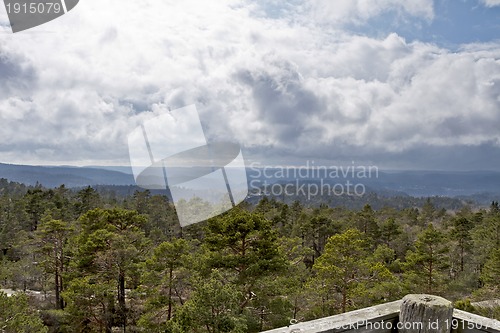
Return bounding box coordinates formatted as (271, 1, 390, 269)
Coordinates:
(0, 0, 499, 170)
(481, 0, 500, 7)
(306, 0, 434, 25)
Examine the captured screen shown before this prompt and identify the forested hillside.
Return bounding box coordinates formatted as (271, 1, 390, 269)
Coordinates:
(0, 179, 499, 332)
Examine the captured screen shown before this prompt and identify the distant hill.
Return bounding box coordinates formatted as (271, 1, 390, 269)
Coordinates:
(0, 163, 135, 188)
(246, 168, 500, 198)
(371, 170, 500, 197)
(0, 163, 498, 205)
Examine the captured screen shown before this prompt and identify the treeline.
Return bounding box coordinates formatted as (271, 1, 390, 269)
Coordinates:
(0, 180, 499, 332)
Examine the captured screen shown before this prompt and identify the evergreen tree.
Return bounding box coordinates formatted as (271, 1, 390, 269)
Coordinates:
(450, 216, 474, 273)
(35, 215, 72, 309)
(355, 204, 380, 241)
(404, 224, 449, 294)
(176, 270, 246, 333)
(481, 248, 500, 295)
(139, 238, 190, 331)
(65, 208, 149, 332)
(312, 229, 395, 313)
(379, 217, 402, 247)
(0, 292, 48, 333)
(204, 208, 287, 313)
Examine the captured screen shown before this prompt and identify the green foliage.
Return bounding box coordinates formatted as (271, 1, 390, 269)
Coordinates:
(449, 216, 474, 273)
(35, 215, 72, 309)
(138, 239, 191, 331)
(40, 309, 71, 333)
(1, 184, 499, 332)
(204, 208, 287, 284)
(0, 292, 48, 333)
(355, 204, 380, 239)
(65, 208, 150, 332)
(379, 217, 402, 246)
(472, 211, 500, 267)
(73, 186, 101, 217)
(62, 276, 116, 332)
(403, 223, 449, 294)
(454, 299, 476, 312)
(176, 270, 247, 333)
(481, 248, 500, 294)
(420, 198, 436, 223)
(312, 229, 399, 314)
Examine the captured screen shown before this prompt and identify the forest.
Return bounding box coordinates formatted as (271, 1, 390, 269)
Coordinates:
(0, 178, 499, 333)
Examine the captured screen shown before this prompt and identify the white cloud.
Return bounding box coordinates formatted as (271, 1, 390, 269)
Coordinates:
(306, 0, 434, 25)
(481, 0, 500, 7)
(0, 0, 499, 170)
(225, 35, 500, 165)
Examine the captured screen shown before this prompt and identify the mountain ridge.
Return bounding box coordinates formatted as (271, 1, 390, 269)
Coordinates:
(0, 163, 499, 201)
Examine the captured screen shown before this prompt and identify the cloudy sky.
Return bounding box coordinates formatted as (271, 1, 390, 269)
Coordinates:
(0, 0, 499, 170)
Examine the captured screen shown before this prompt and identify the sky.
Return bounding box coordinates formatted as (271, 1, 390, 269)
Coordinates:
(0, 0, 499, 171)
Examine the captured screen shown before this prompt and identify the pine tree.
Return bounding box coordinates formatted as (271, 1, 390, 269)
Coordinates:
(65, 208, 150, 332)
(204, 208, 287, 313)
(35, 214, 72, 309)
(450, 216, 473, 273)
(139, 238, 190, 331)
(355, 204, 380, 240)
(404, 224, 449, 294)
(0, 292, 48, 333)
(312, 229, 395, 313)
(176, 270, 246, 333)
